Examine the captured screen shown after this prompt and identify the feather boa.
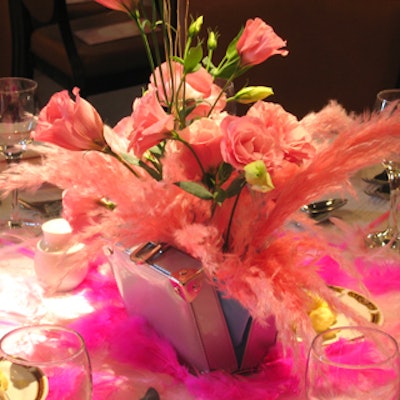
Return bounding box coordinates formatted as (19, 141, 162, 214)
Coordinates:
(2, 102, 400, 350)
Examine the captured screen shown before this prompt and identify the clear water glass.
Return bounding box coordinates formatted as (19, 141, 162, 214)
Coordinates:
(0, 77, 39, 230)
(366, 89, 400, 249)
(306, 326, 400, 399)
(0, 324, 92, 399)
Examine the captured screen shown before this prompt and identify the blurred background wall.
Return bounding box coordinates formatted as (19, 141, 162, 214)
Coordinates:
(0, 0, 12, 76)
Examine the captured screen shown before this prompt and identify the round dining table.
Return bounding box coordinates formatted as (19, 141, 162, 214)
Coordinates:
(1, 155, 399, 400)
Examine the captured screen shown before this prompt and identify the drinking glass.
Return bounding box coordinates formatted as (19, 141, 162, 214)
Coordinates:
(0, 77, 39, 229)
(0, 324, 92, 399)
(305, 326, 400, 400)
(366, 89, 400, 249)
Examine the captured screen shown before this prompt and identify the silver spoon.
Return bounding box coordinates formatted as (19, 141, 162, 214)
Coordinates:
(301, 198, 348, 222)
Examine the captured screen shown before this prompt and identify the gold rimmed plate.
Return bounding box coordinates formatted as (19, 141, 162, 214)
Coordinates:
(329, 285, 383, 326)
(0, 359, 48, 400)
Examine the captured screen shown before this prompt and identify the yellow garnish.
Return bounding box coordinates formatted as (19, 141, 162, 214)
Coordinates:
(0, 369, 8, 391)
(306, 291, 337, 335)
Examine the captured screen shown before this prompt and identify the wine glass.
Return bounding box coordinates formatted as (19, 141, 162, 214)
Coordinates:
(0, 324, 92, 399)
(366, 89, 400, 249)
(305, 326, 400, 399)
(0, 77, 39, 229)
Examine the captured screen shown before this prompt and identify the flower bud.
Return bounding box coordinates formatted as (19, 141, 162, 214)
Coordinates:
(243, 160, 274, 193)
(234, 86, 274, 104)
(207, 31, 218, 51)
(94, 0, 139, 13)
(188, 16, 203, 38)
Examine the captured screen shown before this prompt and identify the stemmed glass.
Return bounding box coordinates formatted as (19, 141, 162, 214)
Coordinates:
(0, 77, 39, 229)
(305, 326, 400, 399)
(366, 89, 400, 249)
(0, 324, 92, 399)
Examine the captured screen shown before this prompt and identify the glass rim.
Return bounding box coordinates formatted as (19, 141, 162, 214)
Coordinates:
(0, 77, 38, 94)
(310, 325, 400, 369)
(377, 88, 400, 102)
(0, 324, 87, 367)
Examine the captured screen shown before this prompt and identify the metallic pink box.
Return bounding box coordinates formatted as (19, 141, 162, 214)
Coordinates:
(106, 242, 277, 373)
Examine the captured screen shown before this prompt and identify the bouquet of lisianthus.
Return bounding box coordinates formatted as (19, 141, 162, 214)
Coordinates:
(3, 0, 400, 346)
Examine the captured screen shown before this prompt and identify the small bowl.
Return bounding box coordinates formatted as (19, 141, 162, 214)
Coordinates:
(34, 240, 88, 292)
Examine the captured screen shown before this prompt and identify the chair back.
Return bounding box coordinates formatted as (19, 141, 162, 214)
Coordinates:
(8, 0, 156, 97)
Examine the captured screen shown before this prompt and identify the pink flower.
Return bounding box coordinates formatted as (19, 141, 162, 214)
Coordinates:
(149, 61, 225, 120)
(220, 115, 283, 170)
(150, 61, 213, 102)
(93, 0, 138, 13)
(236, 18, 288, 67)
(32, 88, 105, 151)
(104, 123, 131, 155)
(129, 91, 175, 156)
(179, 117, 224, 172)
(247, 101, 315, 163)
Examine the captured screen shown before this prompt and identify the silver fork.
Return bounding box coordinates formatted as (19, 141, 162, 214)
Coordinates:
(364, 185, 389, 201)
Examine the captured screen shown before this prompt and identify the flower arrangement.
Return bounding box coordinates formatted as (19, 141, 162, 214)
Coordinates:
(3, 0, 400, 348)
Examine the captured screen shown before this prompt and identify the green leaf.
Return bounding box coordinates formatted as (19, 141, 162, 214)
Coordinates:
(217, 162, 234, 185)
(184, 45, 203, 74)
(175, 181, 214, 200)
(119, 152, 140, 166)
(202, 55, 216, 70)
(147, 142, 166, 159)
(203, 172, 216, 189)
(225, 176, 246, 198)
(171, 56, 184, 65)
(225, 29, 242, 60)
(147, 157, 162, 175)
(213, 56, 240, 79)
(178, 102, 198, 121)
(213, 188, 227, 204)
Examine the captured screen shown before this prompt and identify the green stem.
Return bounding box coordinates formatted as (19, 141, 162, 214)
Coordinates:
(101, 145, 140, 178)
(147, 0, 172, 108)
(207, 76, 235, 116)
(172, 132, 206, 176)
(173, 72, 188, 128)
(206, 49, 214, 72)
(129, 10, 156, 74)
(223, 183, 245, 252)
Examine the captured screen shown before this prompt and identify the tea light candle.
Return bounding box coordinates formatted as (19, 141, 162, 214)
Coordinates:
(41, 218, 73, 251)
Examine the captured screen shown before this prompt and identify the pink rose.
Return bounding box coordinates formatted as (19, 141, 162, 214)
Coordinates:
(247, 101, 315, 163)
(179, 117, 224, 173)
(236, 18, 288, 67)
(220, 115, 283, 170)
(93, 0, 138, 13)
(129, 90, 175, 156)
(32, 87, 105, 151)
